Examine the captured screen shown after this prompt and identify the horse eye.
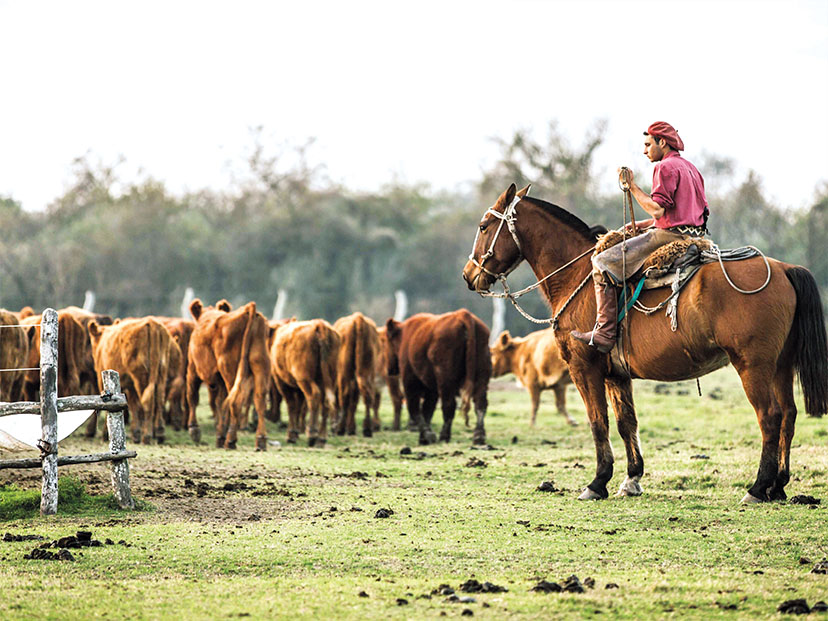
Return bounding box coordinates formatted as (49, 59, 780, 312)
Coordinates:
(479, 223, 487, 232)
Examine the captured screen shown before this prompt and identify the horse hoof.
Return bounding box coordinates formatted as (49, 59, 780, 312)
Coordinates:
(578, 487, 604, 501)
(741, 492, 765, 504)
(616, 477, 643, 497)
(255, 436, 268, 452)
(189, 426, 201, 444)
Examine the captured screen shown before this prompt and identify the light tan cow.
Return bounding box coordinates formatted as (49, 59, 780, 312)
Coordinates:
(0, 309, 31, 402)
(88, 317, 171, 444)
(333, 312, 381, 437)
(490, 328, 576, 427)
(270, 319, 340, 447)
(187, 300, 272, 450)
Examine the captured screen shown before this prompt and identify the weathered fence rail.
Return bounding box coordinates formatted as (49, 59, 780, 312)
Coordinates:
(0, 308, 135, 514)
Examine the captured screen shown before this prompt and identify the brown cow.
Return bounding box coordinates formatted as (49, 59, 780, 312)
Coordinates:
(384, 309, 490, 445)
(155, 317, 195, 431)
(333, 312, 381, 437)
(187, 299, 271, 450)
(375, 325, 405, 431)
(270, 319, 340, 446)
(88, 317, 171, 445)
(490, 329, 576, 427)
(0, 309, 31, 402)
(19, 311, 90, 402)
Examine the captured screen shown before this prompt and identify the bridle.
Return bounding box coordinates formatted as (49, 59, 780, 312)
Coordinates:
(467, 194, 525, 281)
(468, 194, 595, 327)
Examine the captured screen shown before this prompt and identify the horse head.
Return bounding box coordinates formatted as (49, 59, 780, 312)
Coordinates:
(462, 183, 531, 292)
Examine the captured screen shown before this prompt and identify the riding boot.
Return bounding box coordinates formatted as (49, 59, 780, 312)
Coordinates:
(570, 280, 618, 353)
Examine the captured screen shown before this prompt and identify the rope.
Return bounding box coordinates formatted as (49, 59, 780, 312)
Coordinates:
(0, 324, 41, 329)
(0, 368, 40, 372)
(710, 244, 772, 294)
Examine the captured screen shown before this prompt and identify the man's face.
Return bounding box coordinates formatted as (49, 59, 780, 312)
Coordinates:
(643, 135, 666, 162)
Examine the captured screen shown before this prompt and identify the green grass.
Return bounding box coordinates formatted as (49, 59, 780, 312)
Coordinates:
(0, 475, 151, 520)
(0, 366, 826, 620)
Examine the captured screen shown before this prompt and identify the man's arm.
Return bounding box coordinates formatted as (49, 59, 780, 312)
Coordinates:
(618, 168, 665, 220)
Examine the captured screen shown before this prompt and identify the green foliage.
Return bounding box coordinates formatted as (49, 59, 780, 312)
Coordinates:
(0, 126, 824, 335)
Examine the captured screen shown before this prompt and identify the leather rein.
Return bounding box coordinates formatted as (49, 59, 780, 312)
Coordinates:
(468, 195, 594, 327)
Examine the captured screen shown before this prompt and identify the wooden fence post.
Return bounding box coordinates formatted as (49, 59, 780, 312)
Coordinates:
(39, 308, 59, 516)
(103, 370, 134, 509)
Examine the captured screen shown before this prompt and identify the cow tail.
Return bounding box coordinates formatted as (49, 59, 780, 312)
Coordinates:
(785, 267, 828, 416)
(461, 311, 477, 399)
(317, 324, 338, 412)
(353, 315, 371, 397)
(226, 303, 256, 408)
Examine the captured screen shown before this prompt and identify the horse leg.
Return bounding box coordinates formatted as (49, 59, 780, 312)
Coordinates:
(571, 366, 613, 500)
(735, 362, 781, 503)
(606, 377, 644, 497)
(769, 367, 797, 501)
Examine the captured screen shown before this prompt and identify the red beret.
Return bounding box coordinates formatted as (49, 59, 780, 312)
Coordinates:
(646, 121, 684, 151)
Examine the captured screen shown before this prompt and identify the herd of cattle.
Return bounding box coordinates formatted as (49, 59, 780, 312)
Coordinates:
(0, 302, 575, 450)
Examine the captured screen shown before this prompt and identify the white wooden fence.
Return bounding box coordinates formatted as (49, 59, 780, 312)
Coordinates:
(0, 308, 135, 515)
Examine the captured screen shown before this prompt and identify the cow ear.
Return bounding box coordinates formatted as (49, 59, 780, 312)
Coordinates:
(516, 184, 531, 198)
(88, 321, 101, 339)
(19, 306, 34, 319)
(216, 299, 232, 312)
(190, 299, 203, 320)
(113, 318, 121, 324)
(498, 331, 511, 347)
(25, 325, 37, 345)
(385, 318, 400, 337)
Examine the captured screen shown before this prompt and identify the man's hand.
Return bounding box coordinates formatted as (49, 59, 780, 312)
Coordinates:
(617, 167, 634, 188)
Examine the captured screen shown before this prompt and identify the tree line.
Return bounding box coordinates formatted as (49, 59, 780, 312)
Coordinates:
(1, 122, 825, 336)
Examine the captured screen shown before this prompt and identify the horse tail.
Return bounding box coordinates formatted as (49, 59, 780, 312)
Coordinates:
(785, 266, 828, 416)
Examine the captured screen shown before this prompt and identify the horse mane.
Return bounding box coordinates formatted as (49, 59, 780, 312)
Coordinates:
(522, 196, 605, 241)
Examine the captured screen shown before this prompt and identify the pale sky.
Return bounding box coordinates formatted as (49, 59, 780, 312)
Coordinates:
(1, 0, 826, 212)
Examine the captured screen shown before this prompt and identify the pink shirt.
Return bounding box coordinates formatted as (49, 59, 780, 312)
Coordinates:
(651, 151, 708, 228)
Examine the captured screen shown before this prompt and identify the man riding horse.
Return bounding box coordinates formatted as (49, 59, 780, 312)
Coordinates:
(571, 121, 709, 353)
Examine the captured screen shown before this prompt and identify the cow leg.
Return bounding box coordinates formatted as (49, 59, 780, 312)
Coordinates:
(606, 377, 643, 497)
(280, 384, 302, 444)
(554, 382, 577, 426)
(213, 382, 230, 449)
(185, 362, 202, 444)
(299, 381, 323, 447)
(252, 366, 270, 451)
(124, 388, 143, 445)
(438, 387, 457, 443)
(528, 384, 541, 428)
(419, 391, 439, 445)
(388, 376, 405, 431)
(471, 388, 488, 446)
(153, 381, 166, 444)
(362, 386, 375, 437)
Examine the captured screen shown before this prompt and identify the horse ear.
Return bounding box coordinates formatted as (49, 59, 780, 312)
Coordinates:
(502, 183, 517, 206)
(516, 184, 531, 198)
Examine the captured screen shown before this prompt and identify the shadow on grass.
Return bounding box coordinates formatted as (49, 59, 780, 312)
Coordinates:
(0, 475, 153, 520)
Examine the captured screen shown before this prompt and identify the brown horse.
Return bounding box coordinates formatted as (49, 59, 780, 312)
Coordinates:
(462, 184, 828, 503)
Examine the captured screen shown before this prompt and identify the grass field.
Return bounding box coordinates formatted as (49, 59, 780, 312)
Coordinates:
(1, 366, 826, 620)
